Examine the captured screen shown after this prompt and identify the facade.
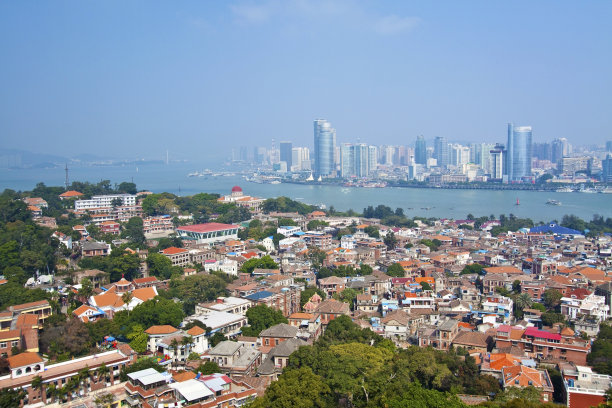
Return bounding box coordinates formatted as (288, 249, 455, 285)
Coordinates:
(74, 194, 137, 211)
(314, 119, 336, 177)
(143, 215, 174, 235)
(160, 247, 190, 267)
(561, 364, 612, 408)
(217, 186, 264, 211)
(505, 123, 533, 182)
(176, 223, 240, 246)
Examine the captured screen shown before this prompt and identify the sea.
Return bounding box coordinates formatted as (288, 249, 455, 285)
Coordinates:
(1, 162, 611, 223)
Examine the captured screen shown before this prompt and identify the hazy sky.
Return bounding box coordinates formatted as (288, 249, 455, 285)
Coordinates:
(1, 1, 611, 161)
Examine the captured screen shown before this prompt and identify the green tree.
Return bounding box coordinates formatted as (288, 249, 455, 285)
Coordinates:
(79, 278, 94, 299)
(240, 255, 279, 274)
(386, 263, 405, 278)
(333, 288, 358, 310)
(147, 252, 174, 279)
(420, 282, 433, 291)
(242, 304, 288, 337)
(122, 217, 145, 245)
(249, 367, 331, 408)
(383, 231, 398, 249)
(587, 323, 612, 375)
(460, 263, 484, 275)
(541, 312, 565, 327)
(0, 388, 26, 407)
(194, 361, 221, 375)
(364, 225, 380, 238)
(127, 324, 148, 353)
(300, 287, 326, 308)
(169, 274, 228, 314)
(119, 358, 163, 381)
(542, 289, 563, 310)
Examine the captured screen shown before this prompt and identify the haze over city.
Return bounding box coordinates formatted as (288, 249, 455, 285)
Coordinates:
(1, 1, 611, 161)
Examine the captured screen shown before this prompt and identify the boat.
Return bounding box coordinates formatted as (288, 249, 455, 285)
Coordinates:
(270, 180, 281, 185)
(555, 187, 573, 193)
(546, 199, 562, 206)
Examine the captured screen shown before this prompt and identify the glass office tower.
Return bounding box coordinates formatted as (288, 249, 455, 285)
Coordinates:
(279, 141, 293, 170)
(415, 136, 427, 165)
(506, 123, 533, 182)
(314, 119, 336, 177)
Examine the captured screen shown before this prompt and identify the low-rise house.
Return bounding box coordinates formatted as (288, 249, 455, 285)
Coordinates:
(196, 297, 252, 316)
(451, 331, 491, 353)
(560, 363, 612, 408)
(381, 310, 410, 341)
(161, 246, 190, 267)
(256, 338, 307, 381)
(287, 312, 322, 341)
(72, 304, 104, 323)
(315, 299, 350, 326)
(317, 276, 346, 298)
(495, 325, 590, 365)
(145, 325, 182, 353)
(81, 241, 111, 257)
(258, 323, 298, 347)
(205, 341, 261, 376)
(501, 365, 554, 403)
(355, 294, 379, 313)
(187, 311, 247, 339)
(560, 290, 608, 322)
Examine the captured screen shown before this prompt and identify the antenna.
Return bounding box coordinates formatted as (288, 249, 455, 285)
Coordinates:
(65, 163, 69, 190)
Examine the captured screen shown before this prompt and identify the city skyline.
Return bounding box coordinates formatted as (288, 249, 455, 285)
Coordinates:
(1, 1, 611, 162)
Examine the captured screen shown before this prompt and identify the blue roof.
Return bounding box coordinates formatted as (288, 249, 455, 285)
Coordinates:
(244, 290, 274, 301)
(530, 223, 581, 235)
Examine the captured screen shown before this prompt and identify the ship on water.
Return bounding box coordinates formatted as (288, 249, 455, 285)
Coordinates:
(546, 199, 562, 206)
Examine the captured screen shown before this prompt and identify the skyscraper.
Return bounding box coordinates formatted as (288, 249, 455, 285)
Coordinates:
(506, 123, 533, 182)
(280, 141, 293, 170)
(434, 136, 449, 168)
(340, 143, 355, 178)
(490, 144, 505, 180)
(415, 136, 427, 165)
(314, 119, 336, 177)
(551, 138, 570, 164)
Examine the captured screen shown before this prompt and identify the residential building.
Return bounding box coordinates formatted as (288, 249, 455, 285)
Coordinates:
(560, 363, 612, 408)
(74, 194, 137, 211)
(502, 365, 554, 403)
(160, 246, 190, 267)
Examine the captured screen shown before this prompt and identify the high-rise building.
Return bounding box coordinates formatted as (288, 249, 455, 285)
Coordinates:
(606, 141, 612, 152)
(368, 146, 378, 174)
(490, 144, 505, 180)
(355, 144, 369, 178)
(280, 141, 293, 170)
(506, 123, 533, 182)
(470, 143, 495, 173)
(314, 119, 336, 177)
(602, 155, 612, 183)
(415, 136, 427, 165)
(551, 138, 570, 164)
(340, 143, 355, 178)
(532, 142, 552, 161)
(434, 137, 449, 168)
(450, 144, 470, 166)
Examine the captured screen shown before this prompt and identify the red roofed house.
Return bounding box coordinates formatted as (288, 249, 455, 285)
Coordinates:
(160, 246, 190, 267)
(495, 326, 590, 365)
(502, 365, 554, 403)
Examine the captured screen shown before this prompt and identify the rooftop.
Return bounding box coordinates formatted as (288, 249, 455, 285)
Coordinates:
(178, 223, 239, 233)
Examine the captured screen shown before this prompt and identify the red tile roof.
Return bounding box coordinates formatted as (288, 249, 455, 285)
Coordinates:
(8, 352, 43, 368)
(161, 247, 188, 255)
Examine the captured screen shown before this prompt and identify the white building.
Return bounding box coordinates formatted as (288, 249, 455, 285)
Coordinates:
(561, 292, 609, 322)
(176, 223, 239, 246)
(202, 259, 238, 276)
(74, 194, 137, 211)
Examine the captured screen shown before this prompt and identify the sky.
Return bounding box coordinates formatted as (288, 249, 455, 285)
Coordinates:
(0, 0, 611, 161)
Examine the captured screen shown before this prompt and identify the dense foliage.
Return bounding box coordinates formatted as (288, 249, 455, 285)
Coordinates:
(262, 197, 318, 215)
(241, 304, 288, 337)
(587, 323, 612, 375)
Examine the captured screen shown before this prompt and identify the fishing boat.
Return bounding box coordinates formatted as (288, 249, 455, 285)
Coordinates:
(546, 199, 561, 206)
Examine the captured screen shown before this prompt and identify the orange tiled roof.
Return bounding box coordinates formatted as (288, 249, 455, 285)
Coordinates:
(186, 326, 206, 336)
(145, 325, 179, 335)
(59, 190, 83, 197)
(173, 371, 197, 382)
(91, 292, 124, 308)
(7, 352, 43, 368)
(132, 287, 157, 302)
(162, 247, 188, 255)
(489, 353, 520, 371)
(484, 266, 523, 275)
(502, 365, 546, 388)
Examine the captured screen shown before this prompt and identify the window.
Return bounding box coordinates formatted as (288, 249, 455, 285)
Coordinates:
(0, 342, 6, 349)
(11, 341, 18, 347)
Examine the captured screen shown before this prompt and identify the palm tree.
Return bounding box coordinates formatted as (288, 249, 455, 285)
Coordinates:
(515, 293, 533, 311)
(32, 375, 43, 399)
(97, 363, 110, 385)
(121, 291, 134, 315)
(170, 338, 179, 368)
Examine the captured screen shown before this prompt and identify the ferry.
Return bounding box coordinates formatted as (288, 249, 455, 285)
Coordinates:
(546, 199, 562, 206)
